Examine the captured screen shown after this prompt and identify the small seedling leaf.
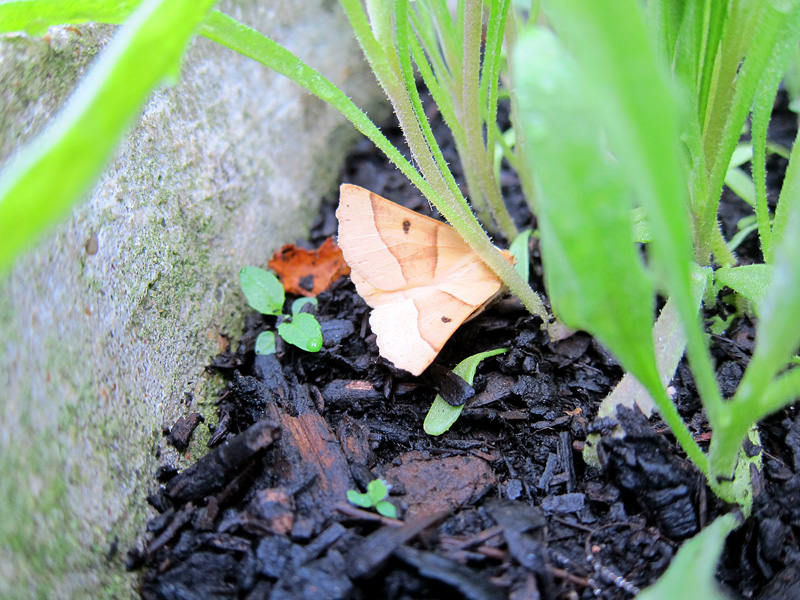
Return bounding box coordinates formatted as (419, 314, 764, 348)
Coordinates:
(240, 267, 284, 316)
(424, 348, 508, 436)
(346, 489, 373, 509)
(638, 513, 739, 600)
(255, 331, 277, 356)
(376, 501, 398, 519)
(509, 229, 532, 281)
(366, 478, 390, 503)
(277, 312, 323, 352)
(291, 296, 318, 315)
(713, 264, 774, 314)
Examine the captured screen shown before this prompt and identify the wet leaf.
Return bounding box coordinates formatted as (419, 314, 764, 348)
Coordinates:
(268, 237, 350, 296)
(240, 267, 284, 316)
(277, 313, 323, 352)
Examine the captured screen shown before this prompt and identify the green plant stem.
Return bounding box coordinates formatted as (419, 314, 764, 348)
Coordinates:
(461, 0, 518, 239)
(396, 1, 481, 227)
(340, 0, 547, 318)
(651, 383, 710, 476)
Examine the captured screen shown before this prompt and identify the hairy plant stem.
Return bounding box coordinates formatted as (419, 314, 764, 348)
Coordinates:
(339, 0, 547, 318)
(462, 0, 518, 239)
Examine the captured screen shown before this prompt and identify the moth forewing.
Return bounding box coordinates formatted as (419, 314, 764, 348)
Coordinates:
(336, 184, 515, 375)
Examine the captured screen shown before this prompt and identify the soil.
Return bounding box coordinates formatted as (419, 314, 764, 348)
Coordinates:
(129, 92, 800, 600)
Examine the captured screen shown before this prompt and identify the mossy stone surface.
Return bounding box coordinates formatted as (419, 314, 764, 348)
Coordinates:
(0, 2, 387, 597)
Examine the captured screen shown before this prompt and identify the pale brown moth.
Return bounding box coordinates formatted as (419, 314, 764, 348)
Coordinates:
(336, 184, 514, 376)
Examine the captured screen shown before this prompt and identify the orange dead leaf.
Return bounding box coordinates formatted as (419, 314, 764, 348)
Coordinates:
(268, 237, 351, 296)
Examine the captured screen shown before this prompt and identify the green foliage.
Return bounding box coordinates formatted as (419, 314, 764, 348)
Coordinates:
(0, 0, 218, 272)
(423, 348, 507, 436)
(255, 331, 276, 356)
(514, 28, 708, 474)
(713, 265, 774, 314)
(239, 267, 285, 316)
(291, 297, 318, 315)
(346, 479, 397, 519)
(509, 229, 532, 281)
(277, 313, 323, 353)
(239, 267, 322, 354)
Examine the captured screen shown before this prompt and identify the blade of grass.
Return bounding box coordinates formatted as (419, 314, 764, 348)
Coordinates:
(0, 0, 218, 271)
(395, 0, 477, 227)
(461, 0, 517, 238)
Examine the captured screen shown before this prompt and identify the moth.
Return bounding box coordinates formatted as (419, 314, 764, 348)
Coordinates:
(336, 184, 514, 376)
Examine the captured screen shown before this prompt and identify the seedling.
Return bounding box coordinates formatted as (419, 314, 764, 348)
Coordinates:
(239, 266, 323, 354)
(346, 479, 397, 519)
(424, 348, 507, 435)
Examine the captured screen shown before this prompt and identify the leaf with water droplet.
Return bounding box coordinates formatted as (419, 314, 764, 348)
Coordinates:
(277, 312, 322, 352)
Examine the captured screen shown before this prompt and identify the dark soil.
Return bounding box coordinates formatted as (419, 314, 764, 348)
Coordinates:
(129, 92, 800, 599)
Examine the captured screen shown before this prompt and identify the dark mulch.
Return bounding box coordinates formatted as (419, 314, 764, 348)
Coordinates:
(129, 92, 800, 599)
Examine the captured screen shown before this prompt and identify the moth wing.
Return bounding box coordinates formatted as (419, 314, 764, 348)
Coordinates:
(336, 184, 512, 375)
(336, 184, 474, 295)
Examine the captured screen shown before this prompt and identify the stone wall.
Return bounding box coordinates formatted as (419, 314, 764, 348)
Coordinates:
(0, 2, 386, 597)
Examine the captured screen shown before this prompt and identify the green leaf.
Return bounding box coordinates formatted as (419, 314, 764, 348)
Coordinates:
(291, 297, 318, 315)
(255, 331, 276, 356)
(366, 478, 389, 503)
(0, 0, 141, 33)
(0, 0, 218, 272)
(375, 501, 398, 519)
(513, 27, 709, 475)
(509, 229, 532, 281)
(638, 513, 739, 600)
(277, 313, 323, 352)
(239, 267, 285, 316)
(724, 168, 756, 207)
(631, 207, 652, 244)
(346, 489, 374, 510)
(424, 348, 507, 436)
(535, 0, 723, 444)
(713, 265, 774, 314)
(513, 29, 657, 389)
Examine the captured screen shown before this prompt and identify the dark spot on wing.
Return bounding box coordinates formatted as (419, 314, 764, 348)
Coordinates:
(441, 316, 452, 323)
(402, 219, 411, 234)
